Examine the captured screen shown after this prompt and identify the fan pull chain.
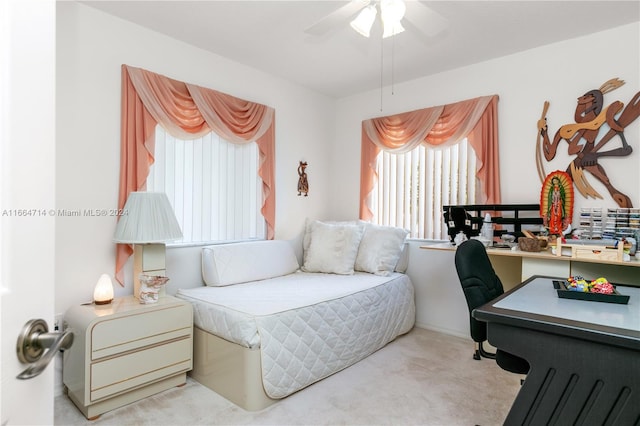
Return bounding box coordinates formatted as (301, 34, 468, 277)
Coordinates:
(380, 31, 384, 111)
(391, 32, 395, 95)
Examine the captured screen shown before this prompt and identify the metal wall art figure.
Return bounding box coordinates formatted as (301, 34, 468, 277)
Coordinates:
(536, 78, 640, 208)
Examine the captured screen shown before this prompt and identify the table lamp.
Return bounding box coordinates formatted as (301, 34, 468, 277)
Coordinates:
(113, 192, 183, 300)
(94, 273, 115, 305)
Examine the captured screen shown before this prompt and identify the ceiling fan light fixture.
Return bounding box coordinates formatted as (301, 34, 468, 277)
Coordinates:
(382, 20, 405, 38)
(350, 4, 377, 37)
(380, 0, 406, 20)
(381, 0, 406, 38)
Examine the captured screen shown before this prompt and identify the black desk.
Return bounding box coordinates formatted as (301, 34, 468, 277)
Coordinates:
(473, 275, 640, 425)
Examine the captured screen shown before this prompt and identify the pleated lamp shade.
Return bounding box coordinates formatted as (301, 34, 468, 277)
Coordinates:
(113, 192, 183, 243)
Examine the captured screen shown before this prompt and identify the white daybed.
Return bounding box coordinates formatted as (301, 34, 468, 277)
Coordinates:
(176, 221, 415, 410)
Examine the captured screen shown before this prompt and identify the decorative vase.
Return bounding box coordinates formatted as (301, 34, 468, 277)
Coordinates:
(138, 275, 169, 304)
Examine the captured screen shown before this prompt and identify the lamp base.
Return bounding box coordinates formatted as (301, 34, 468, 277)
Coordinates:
(132, 243, 167, 300)
(94, 299, 113, 305)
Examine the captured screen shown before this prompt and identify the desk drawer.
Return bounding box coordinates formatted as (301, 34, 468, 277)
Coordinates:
(91, 304, 192, 360)
(574, 248, 621, 261)
(90, 337, 191, 401)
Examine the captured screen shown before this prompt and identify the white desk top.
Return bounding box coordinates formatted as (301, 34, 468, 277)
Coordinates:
(494, 277, 640, 332)
(421, 242, 640, 268)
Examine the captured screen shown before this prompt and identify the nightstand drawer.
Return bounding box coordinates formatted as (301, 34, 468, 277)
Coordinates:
(91, 303, 192, 360)
(90, 337, 192, 401)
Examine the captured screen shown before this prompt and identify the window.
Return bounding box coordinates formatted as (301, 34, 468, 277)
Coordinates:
(147, 125, 266, 244)
(372, 139, 478, 240)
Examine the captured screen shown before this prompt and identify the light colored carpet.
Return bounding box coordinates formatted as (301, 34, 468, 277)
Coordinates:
(55, 327, 522, 425)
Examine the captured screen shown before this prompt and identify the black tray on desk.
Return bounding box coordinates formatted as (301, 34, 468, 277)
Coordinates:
(552, 280, 630, 304)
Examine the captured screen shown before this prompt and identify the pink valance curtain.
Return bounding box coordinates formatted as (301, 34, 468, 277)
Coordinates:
(360, 95, 500, 220)
(116, 64, 276, 285)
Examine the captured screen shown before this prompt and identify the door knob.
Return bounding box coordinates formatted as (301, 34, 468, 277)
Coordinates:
(16, 318, 74, 380)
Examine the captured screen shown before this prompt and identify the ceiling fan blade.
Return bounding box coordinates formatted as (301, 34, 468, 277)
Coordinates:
(404, 1, 449, 38)
(304, 0, 371, 36)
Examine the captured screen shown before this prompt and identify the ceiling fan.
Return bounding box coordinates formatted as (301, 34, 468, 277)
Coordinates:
(304, 0, 449, 40)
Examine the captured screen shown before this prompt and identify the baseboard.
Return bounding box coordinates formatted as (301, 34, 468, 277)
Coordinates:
(414, 322, 470, 341)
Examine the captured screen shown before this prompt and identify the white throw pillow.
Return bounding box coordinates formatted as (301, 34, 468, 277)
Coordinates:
(302, 221, 364, 274)
(394, 242, 410, 273)
(355, 223, 409, 276)
(302, 218, 360, 264)
(202, 240, 299, 286)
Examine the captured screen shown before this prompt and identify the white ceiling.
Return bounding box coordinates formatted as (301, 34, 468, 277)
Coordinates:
(79, 1, 640, 98)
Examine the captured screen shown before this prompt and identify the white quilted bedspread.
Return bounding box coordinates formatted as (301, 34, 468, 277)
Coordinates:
(177, 272, 415, 399)
(256, 274, 414, 398)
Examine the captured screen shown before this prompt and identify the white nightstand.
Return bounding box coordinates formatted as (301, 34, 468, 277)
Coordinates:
(63, 295, 193, 419)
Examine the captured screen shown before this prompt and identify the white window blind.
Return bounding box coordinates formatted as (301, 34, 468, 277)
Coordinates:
(147, 125, 265, 244)
(373, 139, 478, 240)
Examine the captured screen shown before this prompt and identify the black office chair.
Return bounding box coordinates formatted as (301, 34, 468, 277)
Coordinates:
(454, 239, 529, 375)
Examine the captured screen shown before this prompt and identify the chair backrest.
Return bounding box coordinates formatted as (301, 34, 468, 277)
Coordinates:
(454, 239, 504, 343)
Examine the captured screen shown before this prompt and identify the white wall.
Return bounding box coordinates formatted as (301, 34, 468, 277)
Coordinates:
(333, 22, 640, 337)
(55, 2, 335, 315)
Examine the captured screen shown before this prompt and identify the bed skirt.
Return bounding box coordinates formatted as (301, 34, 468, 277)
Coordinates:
(190, 326, 277, 411)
